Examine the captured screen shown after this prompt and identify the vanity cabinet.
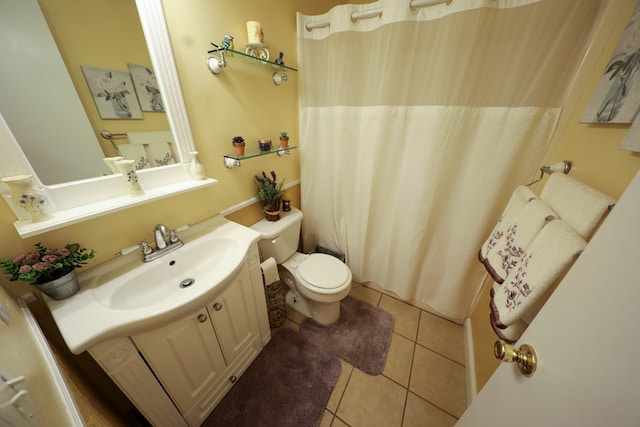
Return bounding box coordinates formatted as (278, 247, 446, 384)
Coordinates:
(88, 246, 270, 427)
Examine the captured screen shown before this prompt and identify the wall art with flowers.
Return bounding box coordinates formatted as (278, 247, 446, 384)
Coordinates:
(128, 63, 165, 112)
(581, 1, 640, 124)
(82, 66, 143, 119)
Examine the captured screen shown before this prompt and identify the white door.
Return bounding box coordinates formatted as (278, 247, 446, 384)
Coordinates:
(457, 170, 640, 427)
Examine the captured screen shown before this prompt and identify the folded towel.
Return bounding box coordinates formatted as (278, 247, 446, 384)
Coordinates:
(479, 185, 537, 262)
(540, 173, 616, 239)
(117, 144, 150, 170)
(481, 198, 557, 283)
(144, 142, 176, 167)
(126, 130, 174, 145)
(491, 219, 586, 327)
(490, 312, 528, 344)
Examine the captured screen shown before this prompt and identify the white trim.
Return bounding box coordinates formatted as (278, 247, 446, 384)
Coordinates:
(464, 317, 478, 405)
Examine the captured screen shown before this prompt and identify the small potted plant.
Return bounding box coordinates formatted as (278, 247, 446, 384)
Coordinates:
(279, 131, 289, 148)
(232, 136, 245, 157)
(255, 170, 285, 221)
(0, 243, 95, 300)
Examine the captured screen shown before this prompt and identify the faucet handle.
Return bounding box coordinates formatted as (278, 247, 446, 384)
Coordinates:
(140, 241, 153, 255)
(168, 230, 180, 244)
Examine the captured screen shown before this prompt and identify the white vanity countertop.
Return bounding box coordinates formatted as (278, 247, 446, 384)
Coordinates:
(44, 215, 261, 354)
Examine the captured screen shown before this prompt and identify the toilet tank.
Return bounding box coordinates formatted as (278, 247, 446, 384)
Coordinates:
(250, 207, 303, 263)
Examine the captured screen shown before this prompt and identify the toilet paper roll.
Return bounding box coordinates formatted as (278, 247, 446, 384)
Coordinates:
(260, 257, 280, 286)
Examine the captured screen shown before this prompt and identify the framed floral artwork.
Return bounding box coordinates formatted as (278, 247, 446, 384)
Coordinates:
(580, 1, 640, 124)
(81, 66, 143, 119)
(128, 63, 165, 112)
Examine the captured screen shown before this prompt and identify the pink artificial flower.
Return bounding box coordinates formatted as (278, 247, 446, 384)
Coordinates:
(58, 249, 71, 257)
(13, 254, 26, 264)
(18, 265, 32, 273)
(32, 262, 48, 271)
(25, 253, 40, 261)
(42, 255, 58, 263)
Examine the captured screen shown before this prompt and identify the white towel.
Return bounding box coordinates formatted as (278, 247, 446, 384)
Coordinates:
(540, 173, 616, 239)
(117, 144, 150, 170)
(145, 142, 176, 167)
(481, 198, 557, 284)
(479, 186, 537, 262)
(126, 130, 174, 145)
(491, 219, 586, 327)
(490, 311, 528, 344)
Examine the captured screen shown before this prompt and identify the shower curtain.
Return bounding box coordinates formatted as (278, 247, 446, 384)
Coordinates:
(297, 0, 602, 320)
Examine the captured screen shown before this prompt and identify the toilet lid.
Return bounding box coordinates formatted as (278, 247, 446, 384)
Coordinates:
(297, 253, 350, 290)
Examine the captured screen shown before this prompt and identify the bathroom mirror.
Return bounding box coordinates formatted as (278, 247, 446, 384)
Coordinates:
(0, 0, 174, 185)
(0, 0, 215, 238)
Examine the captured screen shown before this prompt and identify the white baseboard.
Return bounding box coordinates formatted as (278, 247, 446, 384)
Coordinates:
(463, 317, 478, 406)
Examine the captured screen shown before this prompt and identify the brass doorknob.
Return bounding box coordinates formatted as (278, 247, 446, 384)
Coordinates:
(494, 341, 537, 377)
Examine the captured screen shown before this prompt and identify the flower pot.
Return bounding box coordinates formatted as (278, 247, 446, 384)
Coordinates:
(279, 137, 289, 148)
(264, 199, 282, 221)
(233, 143, 245, 157)
(265, 209, 281, 221)
(35, 269, 80, 300)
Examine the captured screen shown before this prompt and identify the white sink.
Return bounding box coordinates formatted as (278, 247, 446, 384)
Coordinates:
(43, 215, 261, 354)
(93, 236, 238, 311)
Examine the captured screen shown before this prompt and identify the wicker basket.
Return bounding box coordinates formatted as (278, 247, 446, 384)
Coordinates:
(264, 279, 287, 328)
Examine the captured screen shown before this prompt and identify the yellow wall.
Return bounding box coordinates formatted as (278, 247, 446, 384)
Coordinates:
(38, 0, 170, 158)
(471, 0, 640, 393)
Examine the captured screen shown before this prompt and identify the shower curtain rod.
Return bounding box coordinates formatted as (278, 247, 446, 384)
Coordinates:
(304, 0, 448, 30)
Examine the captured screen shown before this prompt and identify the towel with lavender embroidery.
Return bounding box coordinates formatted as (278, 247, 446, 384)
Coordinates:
(490, 219, 586, 327)
(480, 198, 557, 284)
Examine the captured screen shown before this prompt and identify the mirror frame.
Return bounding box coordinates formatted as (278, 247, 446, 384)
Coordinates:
(0, 0, 216, 238)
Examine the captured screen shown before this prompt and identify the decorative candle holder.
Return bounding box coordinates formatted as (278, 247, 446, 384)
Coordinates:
(103, 156, 124, 174)
(1, 174, 51, 222)
(189, 151, 206, 180)
(114, 159, 144, 196)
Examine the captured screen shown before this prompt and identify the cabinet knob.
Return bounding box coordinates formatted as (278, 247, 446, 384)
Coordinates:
(213, 302, 223, 311)
(197, 313, 208, 323)
(229, 375, 237, 384)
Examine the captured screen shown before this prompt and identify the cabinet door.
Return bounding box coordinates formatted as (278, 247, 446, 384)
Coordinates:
(209, 265, 260, 363)
(132, 307, 227, 416)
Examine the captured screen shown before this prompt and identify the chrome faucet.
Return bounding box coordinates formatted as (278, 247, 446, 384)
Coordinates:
(141, 224, 184, 262)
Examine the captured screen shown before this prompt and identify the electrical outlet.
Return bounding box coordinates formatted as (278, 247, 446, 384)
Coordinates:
(0, 300, 9, 325)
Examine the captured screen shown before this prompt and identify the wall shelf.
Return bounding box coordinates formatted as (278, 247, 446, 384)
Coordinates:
(223, 146, 297, 168)
(215, 47, 298, 71)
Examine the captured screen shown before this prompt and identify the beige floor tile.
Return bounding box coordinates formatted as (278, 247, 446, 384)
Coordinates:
(410, 345, 466, 418)
(379, 295, 421, 341)
(382, 332, 415, 387)
(403, 392, 458, 427)
(349, 282, 382, 306)
(320, 410, 334, 427)
(327, 360, 353, 413)
(417, 311, 465, 365)
(331, 417, 350, 427)
(337, 368, 407, 427)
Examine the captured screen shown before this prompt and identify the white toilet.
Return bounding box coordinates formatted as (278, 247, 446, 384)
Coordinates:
(251, 207, 352, 325)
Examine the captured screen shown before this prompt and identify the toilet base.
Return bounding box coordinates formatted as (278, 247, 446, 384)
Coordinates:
(285, 289, 341, 325)
(285, 289, 311, 318)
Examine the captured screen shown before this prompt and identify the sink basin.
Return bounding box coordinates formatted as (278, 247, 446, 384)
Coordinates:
(93, 237, 238, 310)
(43, 215, 262, 354)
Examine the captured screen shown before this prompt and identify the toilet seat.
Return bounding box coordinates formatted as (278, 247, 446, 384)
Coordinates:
(295, 253, 351, 294)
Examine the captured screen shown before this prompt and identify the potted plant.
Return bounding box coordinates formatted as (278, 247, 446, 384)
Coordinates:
(232, 136, 245, 157)
(0, 243, 95, 300)
(255, 170, 285, 221)
(279, 131, 289, 148)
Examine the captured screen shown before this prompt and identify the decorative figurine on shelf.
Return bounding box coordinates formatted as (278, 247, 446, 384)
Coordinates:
(232, 136, 246, 157)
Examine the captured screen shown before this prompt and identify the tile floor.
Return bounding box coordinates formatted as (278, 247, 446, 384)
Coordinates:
(276, 282, 467, 427)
